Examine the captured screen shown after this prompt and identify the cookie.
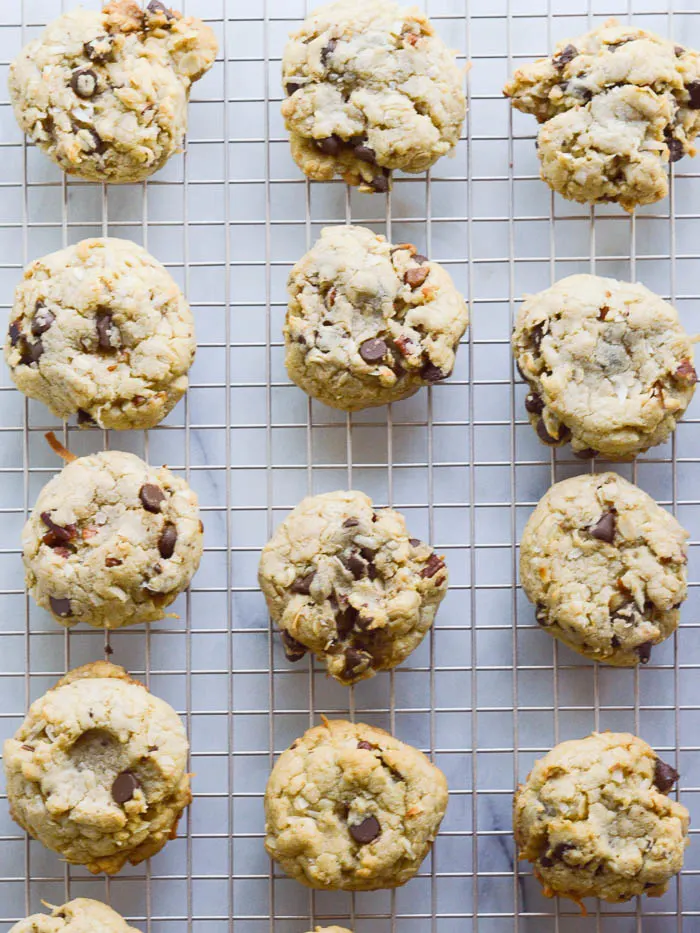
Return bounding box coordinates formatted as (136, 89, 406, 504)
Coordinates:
(9, 0, 217, 183)
(5, 238, 196, 430)
(23, 449, 203, 629)
(520, 473, 688, 667)
(504, 19, 700, 210)
(258, 490, 448, 684)
(514, 731, 689, 905)
(264, 719, 448, 890)
(284, 226, 469, 411)
(306, 929, 351, 933)
(10, 899, 140, 933)
(281, 0, 466, 192)
(513, 274, 697, 459)
(3, 662, 191, 875)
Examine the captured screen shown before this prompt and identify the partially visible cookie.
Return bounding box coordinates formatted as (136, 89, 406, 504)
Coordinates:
(4, 662, 191, 875)
(285, 226, 468, 410)
(9, 1, 217, 182)
(5, 238, 196, 430)
(514, 731, 689, 904)
(513, 274, 696, 459)
(504, 19, 700, 210)
(23, 449, 203, 629)
(306, 928, 352, 933)
(10, 899, 140, 933)
(258, 490, 448, 684)
(265, 719, 448, 890)
(282, 0, 466, 192)
(520, 473, 688, 666)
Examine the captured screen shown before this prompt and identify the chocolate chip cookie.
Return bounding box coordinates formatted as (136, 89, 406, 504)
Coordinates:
(265, 719, 448, 890)
(9, 0, 217, 183)
(504, 20, 700, 210)
(23, 449, 203, 629)
(5, 238, 196, 430)
(514, 731, 689, 905)
(282, 0, 467, 192)
(4, 662, 191, 875)
(284, 226, 469, 411)
(10, 899, 140, 933)
(258, 490, 448, 684)
(513, 274, 696, 459)
(520, 473, 688, 667)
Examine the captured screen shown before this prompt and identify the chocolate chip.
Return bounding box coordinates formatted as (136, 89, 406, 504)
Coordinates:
(574, 447, 598, 460)
(71, 68, 98, 99)
(370, 173, 390, 193)
(158, 523, 177, 559)
(96, 311, 116, 351)
(675, 360, 698, 384)
(536, 418, 570, 446)
(675, 45, 685, 57)
(41, 512, 76, 545)
(553, 44, 577, 68)
(421, 361, 447, 383)
(358, 740, 374, 750)
(552, 843, 574, 860)
(535, 604, 549, 626)
(404, 266, 430, 289)
(666, 133, 685, 164)
(105, 557, 122, 567)
(409, 538, 422, 547)
(530, 323, 544, 352)
(86, 129, 106, 155)
(355, 145, 377, 165)
(687, 81, 700, 109)
(84, 35, 114, 63)
(317, 135, 343, 156)
(112, 771, 140, 804)
(413, 254, 429, 264)
(286, 82, 302, 96)
(637, 641, 653, 664)
(19, 338, 43, 365)
(321, 38, 338, 66)
(590, 510, 616, 544)
(31, 304, 55, 336)
(349, 815, 381, 845)
(290, 571, 315, 595)
(139, 484, 166, 514)
(653, 758, 680, 793)
(8, 321, 21, 346)
(343, 517, 360, 528)
(281, 630, 307, 662)
(525, 392, 544, 415)
(421, 553, 445, 579)
(21, 744, 35, 752)
(336, 605, 359, 638)
(49, 596, 72, 618)
(341, 553, 366, 579)
(77, 409, 96, 426)
(343, 647, 371, 678)
(147, 0, 175, 17)
(540, 855, 553, 867)
(359, 338, 388, 364)
(359, 547, 376, 563)
(611, 635, 621, 648)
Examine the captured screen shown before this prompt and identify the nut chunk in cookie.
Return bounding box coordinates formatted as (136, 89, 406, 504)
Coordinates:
(9, 0, 218, 182)
(265, 719, 448, 890)
(10, 899, 141, 933)
(520, 473, 688, 666)
(3, 662, 192, 875)
(5, 238, 196, 430)
(285, 226, 469, 411)
(23, 450, 203, 629)
(504, 19, 700, 210)
(258, 490, 448, 684)
(514, 732, 689, 904)
(513, 274, 696, 459)
(282, 0, 467, 192)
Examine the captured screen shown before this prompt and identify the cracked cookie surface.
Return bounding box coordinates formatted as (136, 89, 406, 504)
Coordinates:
(258, 490, 448, 684)
(285, 226, 468, 411)
(9, 0, 217, 183)
(504, 19, 700, 210)
(520, 473, 688, 666)
(5, 238, 196, 430)
(4, 662, 191, 875)
(514, 731, 689, 904)
(265, 719, 448, 890)
(10, 899, 140, 933)
(282, 0, 466, 192)
(23, 450, 203, 629)
(512, 274, 696, 459)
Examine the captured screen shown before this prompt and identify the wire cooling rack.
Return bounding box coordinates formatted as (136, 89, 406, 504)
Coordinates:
(0, 0, 699, 931)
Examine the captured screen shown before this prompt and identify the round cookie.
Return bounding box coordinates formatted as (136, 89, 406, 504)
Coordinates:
(306, 929, 352, 933)
(284, 226, 469, 411)
(5, 238, 196, 431)
(264, 719, 448, 890)
(521, 473, 688, 666)
(513, 274, 696, 459)
(9, 1, 217, 183)
(3, 662, 191, 875)
(258, 490, 448, 684)
(281, 0, 466, 192)
(10, 899, 140, 933)
(23, 449, 203, 629)
(504, 20, 700, 211)
(514, 731, 689, 904)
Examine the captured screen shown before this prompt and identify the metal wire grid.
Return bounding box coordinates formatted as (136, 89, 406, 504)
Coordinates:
(0, 0, 698, 931)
